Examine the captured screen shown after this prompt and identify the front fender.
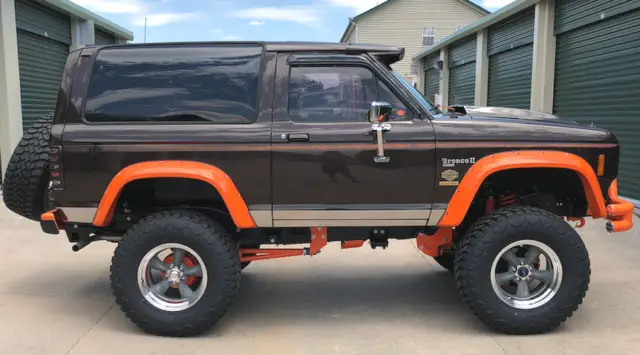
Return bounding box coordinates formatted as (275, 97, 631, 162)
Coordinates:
(437, 151, 606, 227)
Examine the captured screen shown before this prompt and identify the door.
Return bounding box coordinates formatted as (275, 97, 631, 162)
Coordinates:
(271, 53, 437, 227)
(448, 35, 476, 106)
(424, 68, 439, 103)
(554, 1, 640, 200)
(95, 28, 116, 45)
(15, 0, 71, 130)
(487, 6, 534, 109)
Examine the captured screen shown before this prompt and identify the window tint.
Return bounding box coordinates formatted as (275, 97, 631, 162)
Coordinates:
(288, 66, 411, 123)
(85, 44, 263, 123)
(378, 81, 413, 120)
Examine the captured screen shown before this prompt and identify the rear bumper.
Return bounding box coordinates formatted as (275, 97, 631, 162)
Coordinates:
(40, 209, 66, 234)
(605, 179, 634, 233)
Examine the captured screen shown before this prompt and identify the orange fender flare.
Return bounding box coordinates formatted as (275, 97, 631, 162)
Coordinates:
(92, 161, 257, 229)
(438, 151, 607, 227)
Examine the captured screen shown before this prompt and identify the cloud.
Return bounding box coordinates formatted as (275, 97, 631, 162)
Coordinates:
(210, 28, 224, 34)
(327, 0, 387, 13)
(132, 13, 200, 27)
(231, 6, 321, 25)
(481, 0, 516, 9)
(249, 20, 266, 26)
(71, 0, 145, 13)
(223, 35, 242, 40)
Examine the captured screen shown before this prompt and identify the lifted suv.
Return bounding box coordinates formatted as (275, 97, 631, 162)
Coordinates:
(2, 42, 634, 337)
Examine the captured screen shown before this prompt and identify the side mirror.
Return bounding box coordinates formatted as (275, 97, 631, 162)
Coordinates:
(368, 101, 393, 124)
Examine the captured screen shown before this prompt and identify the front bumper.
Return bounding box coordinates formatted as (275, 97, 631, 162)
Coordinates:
(605, 179, 634, 232)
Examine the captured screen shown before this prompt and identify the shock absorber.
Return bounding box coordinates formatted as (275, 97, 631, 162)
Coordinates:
(497, 193, 518, 207)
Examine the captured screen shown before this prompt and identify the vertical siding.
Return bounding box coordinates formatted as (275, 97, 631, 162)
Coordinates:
(349, 0, 486, 78)
(554, 7, 640, 199)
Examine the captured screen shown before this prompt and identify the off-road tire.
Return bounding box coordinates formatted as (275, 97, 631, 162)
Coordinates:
(2, 114, 53, 220)
(454, 206, 590, 334)
(433, 253, 454, 273)
(110, 210, 241, 337)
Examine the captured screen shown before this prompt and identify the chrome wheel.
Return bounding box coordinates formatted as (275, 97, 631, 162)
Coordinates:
(490, 240, 562, 310)
(137, 243, 208, 312)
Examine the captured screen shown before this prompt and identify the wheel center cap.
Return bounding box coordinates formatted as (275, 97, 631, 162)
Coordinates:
(167, 269, 182, 283)
(517, 266, 530, 278)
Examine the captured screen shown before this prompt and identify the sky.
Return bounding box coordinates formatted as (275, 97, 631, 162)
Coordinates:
(71, 0, 517, 43)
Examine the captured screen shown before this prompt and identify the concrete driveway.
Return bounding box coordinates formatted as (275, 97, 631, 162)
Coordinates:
(1, 204, 639, 355)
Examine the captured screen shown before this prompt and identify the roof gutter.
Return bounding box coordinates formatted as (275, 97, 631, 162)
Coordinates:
(413, 0, 540, 60)
(42, 0, 134, 40)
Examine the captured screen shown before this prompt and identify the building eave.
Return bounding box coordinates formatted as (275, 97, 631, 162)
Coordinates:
(413, 0, 540, 61)
(41, 0, 134, 40)
(340, 19, 355, 43)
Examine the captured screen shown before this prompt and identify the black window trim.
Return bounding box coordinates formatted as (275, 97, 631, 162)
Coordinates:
(80, 43, 267, 126)
(284, 56, 422, 124)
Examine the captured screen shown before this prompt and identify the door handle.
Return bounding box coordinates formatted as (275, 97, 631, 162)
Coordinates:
(286, 133, 310, 142)
(371, 123, 391, 164)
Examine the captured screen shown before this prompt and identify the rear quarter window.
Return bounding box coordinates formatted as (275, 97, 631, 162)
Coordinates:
(84, 43, 263, 124)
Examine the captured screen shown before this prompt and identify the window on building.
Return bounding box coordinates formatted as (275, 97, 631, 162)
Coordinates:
(84, 44, 263, 123)
(422, 26, 436, 47)
(288, 66, 413, 123)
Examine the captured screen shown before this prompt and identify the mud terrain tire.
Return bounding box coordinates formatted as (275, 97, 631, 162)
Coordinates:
(2, 115, 53, 220)
(454, 206, 590, 334)
(110, 210, 241, 337)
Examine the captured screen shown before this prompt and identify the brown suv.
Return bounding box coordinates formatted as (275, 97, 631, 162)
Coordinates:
(2, 42, 633, 337)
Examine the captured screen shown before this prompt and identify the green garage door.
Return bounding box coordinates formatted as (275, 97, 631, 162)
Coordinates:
(423, 53, 440, 103)
(448, 35, 476, 106)
(554, 0, 640, 200)
(95, 28, 116, 45)
(15, 0, 70, 130)
(487, 6, 535, 109)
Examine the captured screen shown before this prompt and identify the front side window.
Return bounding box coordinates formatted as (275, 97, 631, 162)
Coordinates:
(422, 26, 436, 47)
(288, 66, 412, 123)
(84, 44, 263, 123)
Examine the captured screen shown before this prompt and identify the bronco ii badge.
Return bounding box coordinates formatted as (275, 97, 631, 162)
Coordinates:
(442, 157, 476, 168)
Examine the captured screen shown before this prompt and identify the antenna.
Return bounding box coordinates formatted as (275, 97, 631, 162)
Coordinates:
(144, 17, 147, 43)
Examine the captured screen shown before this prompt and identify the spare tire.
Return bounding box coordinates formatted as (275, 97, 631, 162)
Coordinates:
(2, 114, 53, 221)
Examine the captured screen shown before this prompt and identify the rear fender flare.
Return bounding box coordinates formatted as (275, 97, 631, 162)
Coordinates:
(92, 161, 256, 228)
(437, 151, 606, 227)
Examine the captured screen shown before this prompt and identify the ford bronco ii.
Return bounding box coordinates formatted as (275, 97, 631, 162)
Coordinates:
(2, 42, 633, 336)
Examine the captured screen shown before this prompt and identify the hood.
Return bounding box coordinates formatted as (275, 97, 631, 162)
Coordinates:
(455, 106, 563, 121)
(434, 105, 617, 144)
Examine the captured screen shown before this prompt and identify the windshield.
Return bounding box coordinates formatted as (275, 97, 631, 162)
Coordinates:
(390, 71, 442, 116)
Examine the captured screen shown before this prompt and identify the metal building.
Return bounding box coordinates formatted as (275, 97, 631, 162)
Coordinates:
(0, 0, 133, 177)
(414, 0, 640, 204)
